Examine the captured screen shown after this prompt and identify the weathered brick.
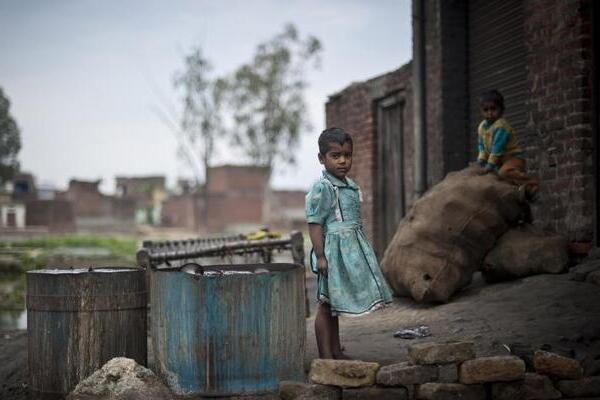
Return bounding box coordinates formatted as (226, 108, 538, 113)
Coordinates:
(342, 386, 408, 400)
(492, 373, 562, 400)
(309, 359, 380, 388)
(556, 377, 600, 398)
(533, 350, 584, 380)
(377, 362, 438, 386)
(437, 364, 458, 383)
(459, 356, 525, 384)
(279, 381, 341, 400)
(416, 382, 485, 400)
(408, 341, 475, 365)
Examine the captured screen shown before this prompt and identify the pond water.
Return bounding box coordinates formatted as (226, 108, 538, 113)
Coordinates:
(0, 272, 26, 330)
(0, 309, 26, 329)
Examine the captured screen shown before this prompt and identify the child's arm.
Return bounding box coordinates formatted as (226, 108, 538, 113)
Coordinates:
(477, 135, 487, 167)
(486, 127, 511, 171)
(308, 223, 328, 276)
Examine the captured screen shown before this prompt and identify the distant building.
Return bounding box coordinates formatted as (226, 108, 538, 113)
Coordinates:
(60, 179, 135, 233)
(116, 176, 166, 225)
(0, 191, 25, 229)
(160, 165, 306, 234)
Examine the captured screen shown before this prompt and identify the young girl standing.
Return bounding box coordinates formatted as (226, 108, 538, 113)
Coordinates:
(305, 127, 393, 359)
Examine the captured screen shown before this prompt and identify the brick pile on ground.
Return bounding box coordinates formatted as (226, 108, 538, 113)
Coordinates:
(280, 340, 600, 399)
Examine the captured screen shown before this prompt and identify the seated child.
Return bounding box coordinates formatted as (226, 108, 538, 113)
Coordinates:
(476, 89, 539, 199)
(305, 127, 393, 359)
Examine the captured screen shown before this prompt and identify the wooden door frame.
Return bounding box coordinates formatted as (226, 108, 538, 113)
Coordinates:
(376, 93, 405, 256)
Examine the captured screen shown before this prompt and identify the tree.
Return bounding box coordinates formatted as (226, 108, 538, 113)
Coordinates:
(173, 48, 226, 185)
(0, 87, 21, 184)
(228, 23, 322, 172)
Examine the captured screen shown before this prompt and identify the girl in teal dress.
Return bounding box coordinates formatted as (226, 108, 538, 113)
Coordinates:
(305, 127, 393, 359)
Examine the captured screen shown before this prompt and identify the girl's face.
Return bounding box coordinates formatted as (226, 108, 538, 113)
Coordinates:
(480, 101, 502, 124)
(318, 141, 353, 180)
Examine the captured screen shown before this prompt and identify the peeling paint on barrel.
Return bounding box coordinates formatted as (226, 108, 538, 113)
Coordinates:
(150, 263, 305, 396)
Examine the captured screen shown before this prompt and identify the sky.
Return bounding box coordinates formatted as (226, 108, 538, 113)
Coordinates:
(0, 0, 412, 193)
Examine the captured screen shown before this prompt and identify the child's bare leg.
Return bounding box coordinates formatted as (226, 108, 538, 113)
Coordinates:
(499, 157, 539, 197)
(315, 302, 335, 359)
(331, 317, 351, 359)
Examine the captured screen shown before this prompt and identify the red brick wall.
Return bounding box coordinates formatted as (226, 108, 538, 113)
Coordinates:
(205, 165, 270, 232)
(325, 65, 413, 244)
(161, 193, 201, 230)
(423, 0, 596, 242)
(25, 200, 76, 232)
(522, 0, 595, 241)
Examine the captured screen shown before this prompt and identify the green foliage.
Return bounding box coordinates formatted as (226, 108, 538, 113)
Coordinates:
(1, 235, 137, 258)
(228, 24, 322, 169)
(0, 87, 21, 183)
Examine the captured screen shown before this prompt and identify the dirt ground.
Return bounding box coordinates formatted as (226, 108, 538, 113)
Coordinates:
(2, 268, 600, 399)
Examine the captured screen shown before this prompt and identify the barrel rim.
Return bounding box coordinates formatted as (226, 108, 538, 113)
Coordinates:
(153, 262, 301, 273)
(27, 267, 142, 275)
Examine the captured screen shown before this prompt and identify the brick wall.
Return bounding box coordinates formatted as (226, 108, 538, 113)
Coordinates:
(522, 0, 595, 242)
(161, 193, 201, 230)
(424, 0, 596, 243)
(25, 199, 76, 232)
(325, 64, 413, 244)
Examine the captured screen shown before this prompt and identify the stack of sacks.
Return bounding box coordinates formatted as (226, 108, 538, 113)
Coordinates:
(381, 165, 528, 303)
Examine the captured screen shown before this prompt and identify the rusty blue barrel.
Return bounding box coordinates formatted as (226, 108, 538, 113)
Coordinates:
(27, 268, 147, 399)
(150, 263, 305, 397)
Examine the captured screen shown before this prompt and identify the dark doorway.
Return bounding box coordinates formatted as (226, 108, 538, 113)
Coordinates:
(376, 94, 405, 255)
(6, 210, 16, 227)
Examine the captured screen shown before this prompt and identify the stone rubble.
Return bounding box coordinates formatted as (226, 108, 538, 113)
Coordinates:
(308, 359, 380, 388)
(533, 350, 584, 380)
(281, 340, 599, 400)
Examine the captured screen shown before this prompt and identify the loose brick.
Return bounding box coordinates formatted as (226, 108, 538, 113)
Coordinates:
(437, 364, 458, 383)
(556, 377, 600, 398)
(279, 380, 341, 400)
(377, 362, 438, 386)
(492, 373, 562, 400)
(416, 382, 485, 400)
(309, 359, 380, 388)
(533, 350, 584, 380)
(342, 386, 408, 400)
(408, 341, 475, 365)
(459, 356, 525, 384)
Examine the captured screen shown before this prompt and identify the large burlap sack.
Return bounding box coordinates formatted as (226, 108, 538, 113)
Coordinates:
(381, 165, 529, 303)
(481, 225, 568, 283)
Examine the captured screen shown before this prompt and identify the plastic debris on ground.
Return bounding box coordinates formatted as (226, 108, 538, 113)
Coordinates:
(393, 325, 431, 339)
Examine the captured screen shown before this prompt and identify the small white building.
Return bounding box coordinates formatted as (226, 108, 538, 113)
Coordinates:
(0, 202, 26, 229)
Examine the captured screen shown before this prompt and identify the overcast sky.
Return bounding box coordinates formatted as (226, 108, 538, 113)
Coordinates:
(0, 0, 412, 193)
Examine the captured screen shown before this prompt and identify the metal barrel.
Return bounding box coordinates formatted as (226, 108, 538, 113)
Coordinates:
(27, 268, 147, 399)
(150, 263, 305, 397)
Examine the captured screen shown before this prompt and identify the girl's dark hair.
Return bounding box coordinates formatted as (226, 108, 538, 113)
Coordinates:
(479, 89, 505, 110)
(318, 127, 353, 154)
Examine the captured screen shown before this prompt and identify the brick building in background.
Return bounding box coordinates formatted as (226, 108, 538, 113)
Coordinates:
(326, 0, 598, 255)
(60, 179, 135, 233)
(161, 165, 306, 234)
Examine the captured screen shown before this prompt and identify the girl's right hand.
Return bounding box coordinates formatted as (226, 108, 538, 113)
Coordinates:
(316, 256, 328, 276)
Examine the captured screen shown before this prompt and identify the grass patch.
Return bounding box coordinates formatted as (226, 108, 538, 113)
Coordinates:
(1, 235, 138, 258)
(0, 235, 138, 271)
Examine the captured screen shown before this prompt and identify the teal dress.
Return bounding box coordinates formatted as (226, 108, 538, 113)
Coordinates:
(305, 171, 394, 316)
